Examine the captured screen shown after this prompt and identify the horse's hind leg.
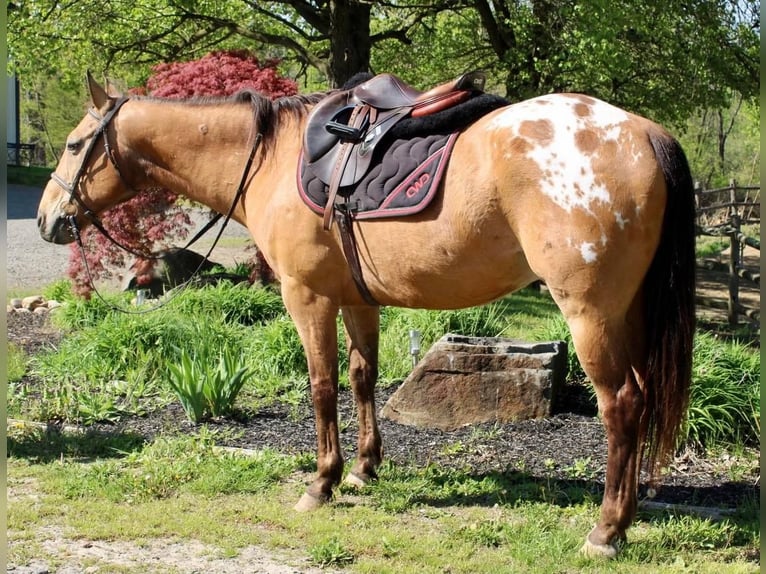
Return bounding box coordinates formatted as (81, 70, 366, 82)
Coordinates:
(341, 306, 383, 487)
(561, 301, 647, 558)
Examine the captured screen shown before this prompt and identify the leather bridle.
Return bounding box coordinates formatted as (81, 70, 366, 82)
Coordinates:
(47, 97, 155, 255)
(46, 96, 264, 312)
(48, 97, 262, 260)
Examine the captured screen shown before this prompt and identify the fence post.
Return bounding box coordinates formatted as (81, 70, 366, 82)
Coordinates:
(728, 179, 740, 326)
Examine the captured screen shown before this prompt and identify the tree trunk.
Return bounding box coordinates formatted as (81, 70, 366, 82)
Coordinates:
(328, 0, 371, 88)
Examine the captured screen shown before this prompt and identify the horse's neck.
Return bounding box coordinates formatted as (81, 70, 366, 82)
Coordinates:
(119, 100, 258, 217)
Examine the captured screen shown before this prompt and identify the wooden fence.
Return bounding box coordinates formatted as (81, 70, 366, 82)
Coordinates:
(695, 179, 760, 326)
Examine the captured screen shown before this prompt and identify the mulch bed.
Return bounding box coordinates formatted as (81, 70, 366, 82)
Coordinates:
(8, 310, 759, 510)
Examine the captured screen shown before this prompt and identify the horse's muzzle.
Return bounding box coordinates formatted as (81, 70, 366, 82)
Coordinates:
(38, 212, 76, 244)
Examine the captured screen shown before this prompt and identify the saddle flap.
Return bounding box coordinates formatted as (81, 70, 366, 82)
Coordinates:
(303, 91, 351, 163)
(307, 107, 411, 187)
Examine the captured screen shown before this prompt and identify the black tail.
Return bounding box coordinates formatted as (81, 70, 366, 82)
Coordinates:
(642, 132, 696, 476)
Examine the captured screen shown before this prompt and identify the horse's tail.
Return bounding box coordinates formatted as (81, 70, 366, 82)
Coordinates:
(642, 131, 696, 477)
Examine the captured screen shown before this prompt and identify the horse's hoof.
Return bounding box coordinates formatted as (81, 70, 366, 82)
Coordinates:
(579, 538, 619, 559)
(294, 492, 327, 512)
(343, 472, 369, 488)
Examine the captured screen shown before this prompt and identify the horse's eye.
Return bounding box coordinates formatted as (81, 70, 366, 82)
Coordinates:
(66, 140, 82, 153)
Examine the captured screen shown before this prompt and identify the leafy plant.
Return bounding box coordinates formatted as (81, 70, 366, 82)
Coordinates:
(42, 278, 75, 303)
(686, 332, 760, 447)
(167, 344, 253, 423)
(7, 343, 27, 382)
(308, 536, 355, 568)
(696, 237, 728, 259)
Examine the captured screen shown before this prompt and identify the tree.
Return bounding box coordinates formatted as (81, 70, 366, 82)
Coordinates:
(445, 0, 759, 125)
(680, 97, 761, 188)
(66, 51, 297, 296)
(10, 0, 758, 120)
(7, 0, 433, 88)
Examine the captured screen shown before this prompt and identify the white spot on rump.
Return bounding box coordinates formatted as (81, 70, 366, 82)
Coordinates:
(489, 95, 635, 215)
(580, 242, 598, 263)
(614, 211, 629, 229)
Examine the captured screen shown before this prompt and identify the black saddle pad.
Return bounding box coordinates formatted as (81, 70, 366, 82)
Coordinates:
(298, 132, 458, 220)
(298, 92, 509, 220)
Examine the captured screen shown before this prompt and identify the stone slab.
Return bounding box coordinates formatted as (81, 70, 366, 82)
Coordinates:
(380, 334, 567, 430)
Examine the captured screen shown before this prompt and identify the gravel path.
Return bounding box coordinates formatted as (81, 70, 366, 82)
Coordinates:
(6, 184, 253, 293)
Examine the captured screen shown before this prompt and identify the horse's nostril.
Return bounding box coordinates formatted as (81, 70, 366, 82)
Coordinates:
(37, 214, 44, 228)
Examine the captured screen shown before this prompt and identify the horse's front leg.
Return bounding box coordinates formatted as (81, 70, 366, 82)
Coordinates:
(340, 305, 383, 487)
(281, 282, 343, 511)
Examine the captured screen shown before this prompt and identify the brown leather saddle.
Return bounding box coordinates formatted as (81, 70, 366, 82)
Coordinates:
(303, 71, 486, 230)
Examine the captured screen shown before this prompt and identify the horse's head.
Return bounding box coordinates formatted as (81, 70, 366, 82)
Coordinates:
(37, 73, 134, 244)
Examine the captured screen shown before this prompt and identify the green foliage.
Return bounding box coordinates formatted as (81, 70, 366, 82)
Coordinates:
(50, 430, 298, 501)
(7, 343, 27, 383)
(168, 283, 284, 326)
(7, 165, 53, 186)
(14, 277, 763, 452)
(42, 279, 75, 303)
(680, 99, 761, 188)
(10, 0, 759, 130)
(166, 343, 253, 422)
(16, 75, 88, 167)
(308, 537, 356, 568)
(685, 332, 760, 448)
(696, 237, 729, 259)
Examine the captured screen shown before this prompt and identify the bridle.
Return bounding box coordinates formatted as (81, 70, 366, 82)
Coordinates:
(48, 96, 264, 312)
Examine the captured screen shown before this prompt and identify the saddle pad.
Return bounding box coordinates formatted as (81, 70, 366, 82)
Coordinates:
(298, 132, 458, 220)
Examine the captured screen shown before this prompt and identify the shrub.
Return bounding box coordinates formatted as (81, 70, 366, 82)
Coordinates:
(68, 50, 297, 296)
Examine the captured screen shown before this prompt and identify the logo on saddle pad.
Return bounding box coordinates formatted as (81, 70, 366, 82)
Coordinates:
(298, 133, 458, 220)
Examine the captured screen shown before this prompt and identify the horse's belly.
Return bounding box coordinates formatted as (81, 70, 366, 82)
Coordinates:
(360, 228, 536, 309)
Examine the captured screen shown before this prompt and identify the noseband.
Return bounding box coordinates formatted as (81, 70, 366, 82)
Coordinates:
(49, 97, 263, 261)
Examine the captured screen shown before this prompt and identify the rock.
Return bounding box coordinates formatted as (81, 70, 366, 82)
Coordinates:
(380, 334, 567, 431)
(7, 305, 15, 313)
(14, 307, 32, 314)
(33, 306, 49, 315)
(10, 298, 22, 309)
(47, 300, 62, 309)
(21, 295, 45, 311)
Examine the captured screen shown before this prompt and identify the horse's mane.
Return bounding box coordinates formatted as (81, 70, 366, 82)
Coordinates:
(134, 89, 334, 149)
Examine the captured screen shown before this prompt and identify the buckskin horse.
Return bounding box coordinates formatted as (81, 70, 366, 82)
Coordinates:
(37, 73, 695, 558)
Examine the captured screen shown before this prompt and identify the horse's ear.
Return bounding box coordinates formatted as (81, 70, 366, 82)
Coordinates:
(86, 70, 109, 109)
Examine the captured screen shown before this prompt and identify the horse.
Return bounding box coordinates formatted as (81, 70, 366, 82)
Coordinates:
(37, 74, 696, 558)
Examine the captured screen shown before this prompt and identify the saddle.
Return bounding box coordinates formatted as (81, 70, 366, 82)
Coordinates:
(303, 71, 487, 229)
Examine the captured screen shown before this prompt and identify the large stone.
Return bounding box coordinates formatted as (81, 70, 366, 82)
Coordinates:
(380, 334, 567, 431)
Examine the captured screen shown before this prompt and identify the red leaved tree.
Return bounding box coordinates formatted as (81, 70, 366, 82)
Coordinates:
(68, 50, 297, 296)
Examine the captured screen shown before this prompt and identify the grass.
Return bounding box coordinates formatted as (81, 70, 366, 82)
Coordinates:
(7, 276, 760, 571)
(686, 331, 760, 447)
(696, 236, 728, 259)
(7, 427, 760, 573)
(8, 343, 27, 382)
(7, 164, 53, 187)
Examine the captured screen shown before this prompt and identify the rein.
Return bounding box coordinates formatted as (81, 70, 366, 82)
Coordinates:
(52, 97, 264, 313)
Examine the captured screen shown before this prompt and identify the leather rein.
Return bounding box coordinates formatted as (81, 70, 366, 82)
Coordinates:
(49, 96, 263, 312)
